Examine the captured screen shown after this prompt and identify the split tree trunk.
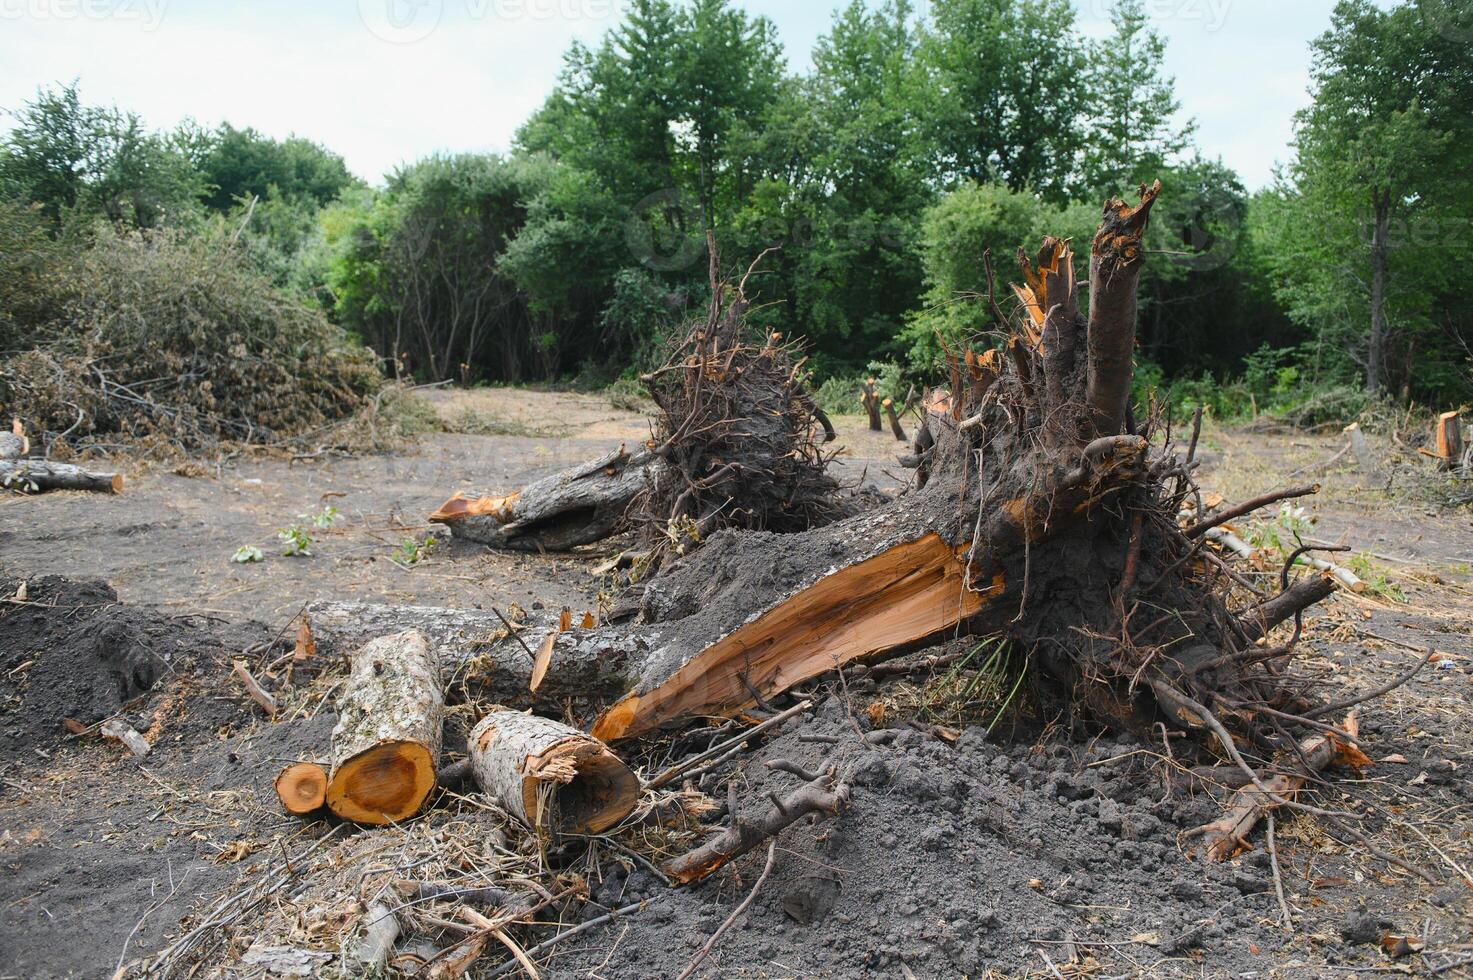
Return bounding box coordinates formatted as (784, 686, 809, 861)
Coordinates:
(430, 445, 662, 550)
(325, 630, 444, 825)
(883, 399, 907, 442)
(467, 709, 638, 837)
(0, 460, 122, 493)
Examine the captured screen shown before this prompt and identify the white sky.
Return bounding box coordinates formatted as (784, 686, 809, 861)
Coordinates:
(0, 0, 1369, 190)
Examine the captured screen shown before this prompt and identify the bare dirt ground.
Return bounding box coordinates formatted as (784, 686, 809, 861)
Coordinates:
(2, 389, 1471, 979)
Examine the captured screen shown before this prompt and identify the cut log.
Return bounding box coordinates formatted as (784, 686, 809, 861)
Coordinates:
(467, 709, 638, 836)
(430, 445, 662, 551)
(301, 602, 639, 705)
(0, 459, 122, 493)
(861, 379, 883, 431)
(1435, 411, 1463, 472)
(882, 398, 907, 442)
(325, 630, 443, 825)
(274, 761, 328, 816)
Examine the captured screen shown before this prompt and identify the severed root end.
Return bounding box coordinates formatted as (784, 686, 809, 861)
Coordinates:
(664, 761, 850, 885)
(275, 761, 329, 816)
(326, 740, 436, 825)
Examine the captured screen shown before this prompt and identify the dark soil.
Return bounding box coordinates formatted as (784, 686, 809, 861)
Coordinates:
(2, 393, 1471, 978)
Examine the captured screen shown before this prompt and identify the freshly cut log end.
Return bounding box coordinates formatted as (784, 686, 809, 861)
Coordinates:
(326, 629, 443, 825)
(0, 460, 123, 493)
(469, 709, 638, 836)
(326, 739, 437, 825)
(274, 761, 328, 816)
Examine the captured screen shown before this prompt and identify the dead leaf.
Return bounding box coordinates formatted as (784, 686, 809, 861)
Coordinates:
(1380, 753, 1409, 764)
(215, 840, 255, 863)
(558, 607, 572, 631)
(61, 717, 87, 735)
(1408, 772, 1429, 787)
(1131, 932, 1161, 946)
(294, 619, 316, 660)
(579, 611, 595, 629)
(13, 581, 27, 602)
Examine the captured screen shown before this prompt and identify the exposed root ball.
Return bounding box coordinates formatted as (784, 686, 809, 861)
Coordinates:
(633, 240, 846, 562)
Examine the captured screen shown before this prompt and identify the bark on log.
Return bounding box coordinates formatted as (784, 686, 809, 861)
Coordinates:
(468, 709, 638, 836)
(342, 902, 400, 975)
(0, 459, 122, 493)
(301, 601, 640, 705)
(274, 761, 328, 816)
(430, 445, 662, 551)
(325, 630, 444, 825)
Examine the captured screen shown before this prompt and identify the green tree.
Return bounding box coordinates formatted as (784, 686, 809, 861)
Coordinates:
(917, 0, 1090, 201)
(195, 123, 357, 212)
(0, 81, 201, 230)
(1287, 0, 1473, 394)
(1082, 0, 1195, 195)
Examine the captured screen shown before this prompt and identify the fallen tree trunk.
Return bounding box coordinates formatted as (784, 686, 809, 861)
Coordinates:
(325, 630, 444, 825)
(430, 445, 662, 550)
(274, 761, 328, 816)
(300, 601, 641, 705)
(467, 709, 638, 837)
(0, 459, 122, 493)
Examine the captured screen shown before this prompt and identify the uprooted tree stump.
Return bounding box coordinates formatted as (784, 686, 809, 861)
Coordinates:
(432, 240, 845, 562)
(323, 183, 1362, 860)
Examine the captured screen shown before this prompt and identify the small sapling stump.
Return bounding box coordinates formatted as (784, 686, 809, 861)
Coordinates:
(468, 709, 638, 837)
(274, 761, 328, 816)
(325, 630, 443, 825)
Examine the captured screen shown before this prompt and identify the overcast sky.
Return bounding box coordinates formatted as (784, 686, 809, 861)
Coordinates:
(0, 0, 1362, 190)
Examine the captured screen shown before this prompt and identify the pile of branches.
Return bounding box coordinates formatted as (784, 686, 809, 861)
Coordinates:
(0, 214, 389, 457)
